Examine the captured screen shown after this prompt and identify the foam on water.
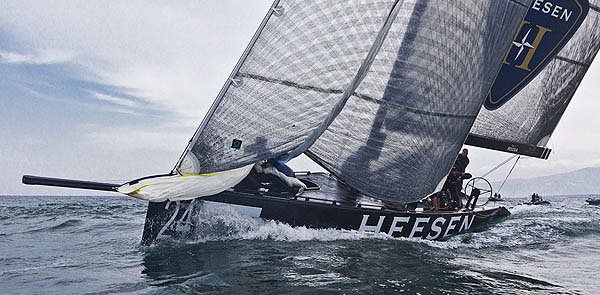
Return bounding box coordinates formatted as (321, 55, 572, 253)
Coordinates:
(164, 201, 393, 244)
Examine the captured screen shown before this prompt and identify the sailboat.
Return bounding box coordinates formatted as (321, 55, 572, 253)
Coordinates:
(586, 198, 600, 205)
(22, 0, 598, 245)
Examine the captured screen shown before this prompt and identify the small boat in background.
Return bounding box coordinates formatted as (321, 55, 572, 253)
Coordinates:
(489, 193, 504, 202)
(524, 193, 549, 205)
(586, 198, 600, 205)
(524, 200, 551, 205)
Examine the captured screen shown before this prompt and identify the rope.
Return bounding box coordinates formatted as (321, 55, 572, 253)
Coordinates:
(481, 154, 518, 178)
(496, 156, 521, 194)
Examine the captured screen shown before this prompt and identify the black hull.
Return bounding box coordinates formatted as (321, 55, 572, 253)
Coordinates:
(524, 200, 550, 205)
(141, 173, 510, 245)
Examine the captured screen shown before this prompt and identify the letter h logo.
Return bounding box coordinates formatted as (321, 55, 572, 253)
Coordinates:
(503, 21, 552, 71)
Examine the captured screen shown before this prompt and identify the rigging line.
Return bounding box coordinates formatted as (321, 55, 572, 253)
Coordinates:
(591, 4, 599, 13)
(497, 155, 521, 194)
(481, 154, 518, 178)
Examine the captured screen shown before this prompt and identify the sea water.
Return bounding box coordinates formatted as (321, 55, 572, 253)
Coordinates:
(0, 195, 598, 294)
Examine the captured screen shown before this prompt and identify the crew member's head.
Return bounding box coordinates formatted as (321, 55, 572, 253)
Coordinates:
(461, 148, 468, 157)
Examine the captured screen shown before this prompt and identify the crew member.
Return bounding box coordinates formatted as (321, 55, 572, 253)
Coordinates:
(254, 155, 306, 193)
(267, 155, 293, 177)
(454, 148, 470, 172)
(442, 170, 463, 209)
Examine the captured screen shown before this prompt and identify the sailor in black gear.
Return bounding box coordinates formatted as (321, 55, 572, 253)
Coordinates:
(442, 170, 463, 209)
(454, 148, 470, 172)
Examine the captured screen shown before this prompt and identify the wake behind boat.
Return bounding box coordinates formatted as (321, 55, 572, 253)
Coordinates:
(20, 0, 599, 245)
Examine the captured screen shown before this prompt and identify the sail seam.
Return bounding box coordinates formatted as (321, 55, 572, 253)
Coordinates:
(352, 93, 477, 119)
(591, 4, 600, 12)
(555, 55, 591, 68)
(507, 0, 528, 8)
(239, 72, 476, 119)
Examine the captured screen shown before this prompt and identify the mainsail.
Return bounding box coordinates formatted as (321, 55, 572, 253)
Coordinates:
(468, 1, 600, 158)
(307, 0, 532, 202)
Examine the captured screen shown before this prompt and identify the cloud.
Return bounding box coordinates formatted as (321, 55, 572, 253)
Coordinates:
(0, 49, 73, 64)
(0, 1, 272, 128)
(90, 91, 137, 108)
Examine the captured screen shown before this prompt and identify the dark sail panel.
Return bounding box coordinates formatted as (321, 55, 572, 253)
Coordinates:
(308, 0, 532, 203)
(469, 1, 600, 158)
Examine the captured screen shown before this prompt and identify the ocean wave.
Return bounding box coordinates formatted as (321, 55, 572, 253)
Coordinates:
(23, 219, 82, 234)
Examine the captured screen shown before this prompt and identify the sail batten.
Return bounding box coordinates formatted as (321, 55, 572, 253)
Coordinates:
(237, 73, 478, 119)
(554, 56, 593, 67)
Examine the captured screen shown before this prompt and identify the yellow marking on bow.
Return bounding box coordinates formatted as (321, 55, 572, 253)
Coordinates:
(121, 183, 156, 196)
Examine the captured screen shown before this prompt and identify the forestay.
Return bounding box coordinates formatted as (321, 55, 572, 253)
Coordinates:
(469, 1, 600, 157)
(307, 0, 532, 203)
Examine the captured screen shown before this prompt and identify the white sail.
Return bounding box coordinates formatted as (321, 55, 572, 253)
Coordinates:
(118, 165, 254, 202)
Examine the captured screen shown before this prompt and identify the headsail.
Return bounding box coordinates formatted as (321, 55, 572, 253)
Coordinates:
(468, 0, 600, 158)
(307, 0, 533, 203)
(175, 0, 402, 175)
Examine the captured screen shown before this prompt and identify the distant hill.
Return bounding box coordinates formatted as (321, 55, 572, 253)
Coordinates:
(491, 167, 600, 197)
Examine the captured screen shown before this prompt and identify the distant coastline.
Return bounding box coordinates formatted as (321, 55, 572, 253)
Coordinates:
(491, 167, 600, 197)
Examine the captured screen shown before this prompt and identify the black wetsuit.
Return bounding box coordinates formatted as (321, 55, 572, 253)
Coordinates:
(443, 171, 462, 209)
(454, 154, 469, 172)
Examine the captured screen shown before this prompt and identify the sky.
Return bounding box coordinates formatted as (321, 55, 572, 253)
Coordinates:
(1, 1, 599, 196)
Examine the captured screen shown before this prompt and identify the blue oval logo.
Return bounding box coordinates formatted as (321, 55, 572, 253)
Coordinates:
(485, 0, 590, 110)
